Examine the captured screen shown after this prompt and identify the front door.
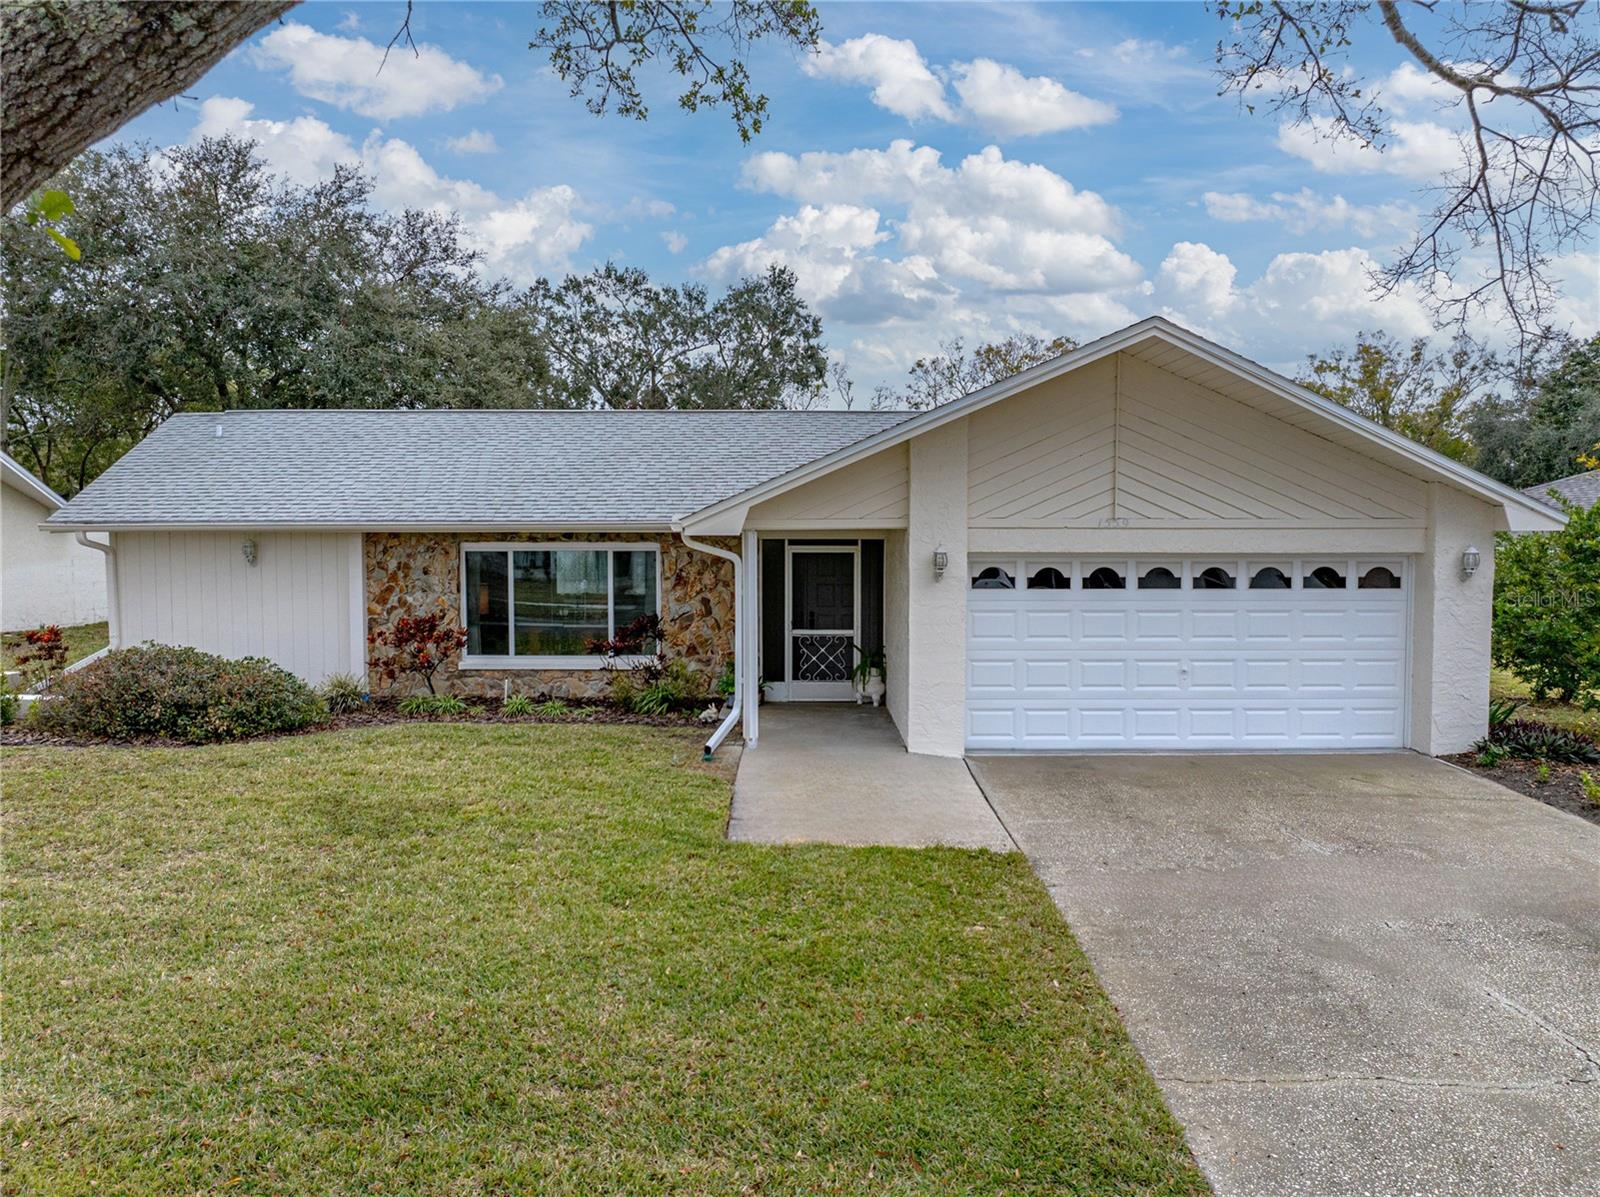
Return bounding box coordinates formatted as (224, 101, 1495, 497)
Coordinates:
(787, 547, 858, 700)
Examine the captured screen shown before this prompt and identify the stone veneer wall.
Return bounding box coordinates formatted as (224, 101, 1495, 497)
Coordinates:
(364, 532, 736, 699)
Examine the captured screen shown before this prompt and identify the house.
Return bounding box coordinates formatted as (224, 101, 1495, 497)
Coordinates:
(42, 317, 1564, 757)
(1522, 468, 1600, 510)
(2, 450, 108, 632)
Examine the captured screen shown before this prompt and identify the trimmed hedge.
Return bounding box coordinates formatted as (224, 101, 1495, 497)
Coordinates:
(30, 645, 326, 743)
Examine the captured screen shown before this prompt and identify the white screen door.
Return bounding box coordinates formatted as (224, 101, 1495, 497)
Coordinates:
(786, 546, 859, 700)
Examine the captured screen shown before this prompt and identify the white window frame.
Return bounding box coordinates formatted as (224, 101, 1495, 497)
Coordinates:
(458, 541, 663, 670)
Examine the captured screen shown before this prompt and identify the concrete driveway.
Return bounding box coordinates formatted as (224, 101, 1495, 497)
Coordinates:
(968, 752, 1600, 1197)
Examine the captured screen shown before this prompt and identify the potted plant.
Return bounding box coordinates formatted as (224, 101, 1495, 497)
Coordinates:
(852, 646, 886, 707)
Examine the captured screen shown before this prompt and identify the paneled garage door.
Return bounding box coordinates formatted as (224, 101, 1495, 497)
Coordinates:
(966, 557, 1408, 750)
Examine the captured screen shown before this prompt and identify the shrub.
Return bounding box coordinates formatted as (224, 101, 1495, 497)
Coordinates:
(13, 624, 67, 688)
(501, 694, 535, 717)
(319, 672, 367, 714)
(397, 694, 470, 717)
(533, 698, 572, 718)
(30, 645, 326, 743)
(1473, 718, 1600, 764)
(0, 687, 17, 727)
(1493, 498, 1600, 708)
(368, 601, 469, 695)
(1581, 772, 1600, 805)
(631, 659, 701, 716)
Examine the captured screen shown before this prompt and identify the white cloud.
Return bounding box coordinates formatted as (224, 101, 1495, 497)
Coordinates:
(804, 35, 954, 122)
(622, 196, 676, 220)
(1276, 115, 1463, 181)
(1203, 187, 1415, 237)
(662, 230, 687, 254)
(951, 59, 1116, 136)
(803, 33, 1116, 139)
(445, 129, 499, 155)
(191, 97, 590, 280)
(250, 22, 502, 120)
(337, 11, 362, 33)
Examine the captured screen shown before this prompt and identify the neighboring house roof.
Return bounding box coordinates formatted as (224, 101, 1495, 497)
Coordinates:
(1522, 469, 1600, 510)
(1, 449, 64, 510)
(681, 316, 1566, 535)
(44, 409, 912, 530)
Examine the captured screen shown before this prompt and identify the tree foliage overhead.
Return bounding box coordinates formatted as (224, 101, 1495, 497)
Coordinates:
(1298, 330, 1492, 463)
(1493, 495, 1600, 708)
(532, 0, 822, 141)
(1212, 0, 1600, 353)
(1470, 335, 1600, 486)
(517, 261, 826, 410)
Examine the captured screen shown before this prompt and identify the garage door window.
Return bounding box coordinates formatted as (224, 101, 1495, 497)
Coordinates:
(1305, 564, 1347, 589)
(972, 565, 1015, 589)
(1027, 566, 1071, 589)
(1085, 565, 1126, 590)
(1249, 565, 1291, 589)
(1359, 565, 1402, 589)
(1195, 565, 1236, 589)
(1137, 565, 1181, 589)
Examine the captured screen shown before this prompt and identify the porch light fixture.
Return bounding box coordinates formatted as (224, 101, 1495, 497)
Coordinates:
(1461, 545, 1481, 579)
(932, 546, 949, 579)
(241, 538, 258, 567)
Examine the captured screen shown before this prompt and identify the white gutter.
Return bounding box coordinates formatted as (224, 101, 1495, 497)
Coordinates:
(73, 532, 119, 649)
(679, 531, 742, 760)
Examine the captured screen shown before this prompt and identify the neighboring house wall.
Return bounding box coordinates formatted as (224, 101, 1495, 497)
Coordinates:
(2, 486, 107, 630)
(114, 531, 362, 685)
(744, 445, 909, 530)
(1410, 484, 1499, 755)
(365, 531, 735, 699)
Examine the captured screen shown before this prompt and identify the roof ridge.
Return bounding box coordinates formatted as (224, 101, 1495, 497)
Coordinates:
(180, 407, 910, 417)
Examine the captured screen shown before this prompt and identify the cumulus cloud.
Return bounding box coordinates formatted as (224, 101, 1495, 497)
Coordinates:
(661, 230, 687, 254)
(804, 34, 954, 122)
(250, 22, 502, 120)
(1275, 115, 1463, 180)
(191, 97, 590, 280)
(1203, 187, 1415, 238)
(445, 129, 499, 155)
(951, 59, 1116, 136)
(803, 34, 1116, 138)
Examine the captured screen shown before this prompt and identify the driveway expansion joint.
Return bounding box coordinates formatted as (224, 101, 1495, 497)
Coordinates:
(1157, 1072, 1596, 1094)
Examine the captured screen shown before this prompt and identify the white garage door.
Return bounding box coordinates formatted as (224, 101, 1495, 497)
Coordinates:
(966, 557, 1408, 751)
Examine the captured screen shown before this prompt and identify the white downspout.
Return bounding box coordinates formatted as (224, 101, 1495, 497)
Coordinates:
(74, 532, 119, 649)
(680, 530, 742, 760)
(741, 528, 759, 749)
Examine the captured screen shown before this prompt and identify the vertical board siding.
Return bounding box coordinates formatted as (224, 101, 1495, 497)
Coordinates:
(966, 352, 1429, 528)
(115, 531, 360, 685)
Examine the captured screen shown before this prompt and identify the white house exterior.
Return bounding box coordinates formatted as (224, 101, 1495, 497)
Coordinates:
(42, 318, 1563, 758)
(2, 451, 108, 632)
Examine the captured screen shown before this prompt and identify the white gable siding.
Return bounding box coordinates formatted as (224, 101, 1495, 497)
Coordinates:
(745, 444, 909, 530)
(114, 531, 362, 685)
(2, 486, 107, 630)
(967, 353, 1429, 532)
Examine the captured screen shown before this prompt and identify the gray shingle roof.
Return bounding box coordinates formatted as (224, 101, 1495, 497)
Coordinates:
(46, 409, 913, 529)
(1522, 469, 1600, 510)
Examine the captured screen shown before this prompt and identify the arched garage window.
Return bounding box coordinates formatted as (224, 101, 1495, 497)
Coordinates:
(1305, 565, 1347, 589)
(1084, 566, 1125, 590)
(1027, 566, 1071, 589)
(971, 566, 1015, 590)
(1359, 566, 1401, 589)
(1195, 566, 1236, 589)
(1249, 566, 1291, 589)
(1137, 566, 1181, 589)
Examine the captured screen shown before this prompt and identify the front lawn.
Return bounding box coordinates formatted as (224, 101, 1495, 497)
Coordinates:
(1492, 667, 1599, 737)
(1, 724, 1205, 1195)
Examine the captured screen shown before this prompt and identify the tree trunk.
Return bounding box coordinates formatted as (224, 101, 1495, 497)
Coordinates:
(1, 1, 297, 211)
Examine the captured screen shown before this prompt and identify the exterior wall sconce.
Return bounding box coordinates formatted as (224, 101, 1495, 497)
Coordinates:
(932, 546, 949, 579)
(1461, 545, 1481, 578)
(241, 538, 258, 567)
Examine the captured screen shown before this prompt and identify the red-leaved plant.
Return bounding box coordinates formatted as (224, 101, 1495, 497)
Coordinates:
(14, 624, 67, 684)
(367, 600, 469, 695)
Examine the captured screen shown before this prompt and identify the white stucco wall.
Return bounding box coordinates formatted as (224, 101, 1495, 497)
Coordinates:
(883, 528, 909, 743)
(113, 530, 364, 685)
(904, 421, 968, 757)
(1410, 483, 1499, 754)
(2, 485, 108, 630)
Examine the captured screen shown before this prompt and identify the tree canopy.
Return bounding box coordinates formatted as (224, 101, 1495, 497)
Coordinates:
(879, 334, 1080, 410)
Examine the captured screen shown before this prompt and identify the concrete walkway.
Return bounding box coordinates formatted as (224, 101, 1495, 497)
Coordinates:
(729, 705, 1013, 850)
(970, 752, 1600, 1197)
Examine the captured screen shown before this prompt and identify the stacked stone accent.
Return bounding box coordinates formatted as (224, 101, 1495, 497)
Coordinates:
(364, 532, 736, 699)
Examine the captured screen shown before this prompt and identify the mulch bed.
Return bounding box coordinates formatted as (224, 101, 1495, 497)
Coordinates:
(1444, 754, 1600, 827)
(0, 697, 717, 750)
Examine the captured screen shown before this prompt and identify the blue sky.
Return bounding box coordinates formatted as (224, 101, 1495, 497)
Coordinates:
(110, 1, 1598, 393)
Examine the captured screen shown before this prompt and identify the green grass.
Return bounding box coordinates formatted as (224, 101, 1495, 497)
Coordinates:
(1491, 667, 1599, 737)
(2, 619, 108, 671)
(1, 724, 1205, 1195)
